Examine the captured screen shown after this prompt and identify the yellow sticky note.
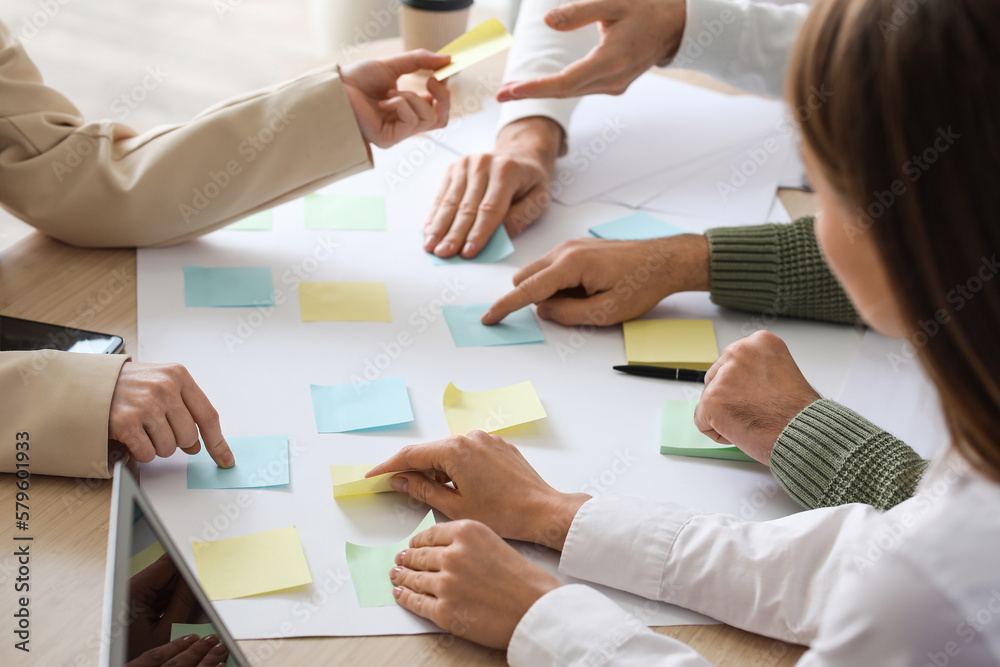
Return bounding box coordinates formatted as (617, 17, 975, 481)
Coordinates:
(442, 380, 546, 435)
(299, 281, 391, 322)
(623, 319, 719, 370)
(433, 18, 515, 80)
(191, 526, 312, 601)
(129, 540, 166, 577)
(331, 465, 398, 498)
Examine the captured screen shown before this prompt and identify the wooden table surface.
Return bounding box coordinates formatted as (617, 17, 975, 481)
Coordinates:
(0, 51, 811, 667)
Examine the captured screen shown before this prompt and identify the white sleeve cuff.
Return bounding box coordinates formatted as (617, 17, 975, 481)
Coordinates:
(559, 494, 701, 601)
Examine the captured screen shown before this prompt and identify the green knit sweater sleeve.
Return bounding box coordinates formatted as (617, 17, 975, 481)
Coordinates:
(770, 399, 931, 511)
(705, 216, 861, 325)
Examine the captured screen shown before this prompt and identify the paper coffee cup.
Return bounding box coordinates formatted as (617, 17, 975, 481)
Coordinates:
(400, 0, 473, 52)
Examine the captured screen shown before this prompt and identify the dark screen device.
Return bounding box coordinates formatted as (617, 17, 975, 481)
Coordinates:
(0, 314, 125, 354)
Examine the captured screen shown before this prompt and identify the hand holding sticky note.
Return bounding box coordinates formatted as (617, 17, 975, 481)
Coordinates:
(660, 400, 755, 462)
(623, 319, 719, 370)
(433, 19, 514, 80)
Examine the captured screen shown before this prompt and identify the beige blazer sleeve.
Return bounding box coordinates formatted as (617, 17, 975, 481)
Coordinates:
(0, 20, 373, 247)
(0, 350, 127, 478)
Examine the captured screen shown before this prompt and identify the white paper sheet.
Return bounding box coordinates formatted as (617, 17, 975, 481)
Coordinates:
(137, 140, 863, 640)
(836, 330, 948, 458)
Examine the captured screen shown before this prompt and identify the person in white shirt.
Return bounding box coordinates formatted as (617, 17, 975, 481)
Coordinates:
(368, 0, 1000, 663)
(421, 0, 810, 260)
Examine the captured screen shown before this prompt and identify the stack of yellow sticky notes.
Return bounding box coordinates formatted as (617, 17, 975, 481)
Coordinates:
(622, 319, 719, 370)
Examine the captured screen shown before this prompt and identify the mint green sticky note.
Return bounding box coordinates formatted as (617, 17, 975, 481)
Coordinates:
(430, 225, 514, 265)
(345, 511, 436, 607)
(170, 623, 236, 667)
(659, 400, 755, 462)
(590, 212, 686, 241)
(183, 265, 274, 307)
(305, 194, 387, 230)
(187, 435, 289, 489)
(225, 210, 273, 231)
(311, 376, 414, 433)
(442, 303, 543, 347)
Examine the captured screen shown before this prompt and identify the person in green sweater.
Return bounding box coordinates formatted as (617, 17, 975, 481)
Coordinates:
(482, 216, 929, 511)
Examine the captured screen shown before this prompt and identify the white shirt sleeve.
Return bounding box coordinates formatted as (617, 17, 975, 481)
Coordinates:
(498, 0, 812, 142)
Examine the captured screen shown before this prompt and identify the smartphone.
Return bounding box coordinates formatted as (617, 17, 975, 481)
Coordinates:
(0, 314, 125, 354)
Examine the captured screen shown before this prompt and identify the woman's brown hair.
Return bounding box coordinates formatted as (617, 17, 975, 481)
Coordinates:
(788, 0, 1000, 477)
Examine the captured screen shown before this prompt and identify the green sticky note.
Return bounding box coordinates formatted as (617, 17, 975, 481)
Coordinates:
(184, 265, 274, 307)
(442, 303, 543, 347)
(310, 376, 414, 433)
(589, 212, 686, 240)
(305, 194, 387, 230)
(170, 623, 236, 667)
(226, 210, 273, 231)
(430, 226, 514, 265)
(187, 435, 289, 489)
(345, 511, 436, 607)
(659, 400, 755, 462)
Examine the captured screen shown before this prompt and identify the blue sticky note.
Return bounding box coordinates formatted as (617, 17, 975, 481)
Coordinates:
(311, 376, 414, 433)
(430, 226, 514, 265)
(187, 435, 289, 489)
(442, 303, 544, 347)
(589, 213, 687, 241)
(184, 265, 274, 307)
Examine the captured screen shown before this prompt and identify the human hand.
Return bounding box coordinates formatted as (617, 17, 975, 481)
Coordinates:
(126, 634, 230, 667)
(482, 234, 710, 326)
(694, 331, 822, 464)
(109, 362, 233, 468)
(368, 430, 589, 550)
(496, 0, 686, 101)
(424, 117, 563, 258)
(126, 553, 199, 660)
(341, 50, 451, 149)
(390, 520, 562, 649)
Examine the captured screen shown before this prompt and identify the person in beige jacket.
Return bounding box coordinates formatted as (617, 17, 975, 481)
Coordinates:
(0, 20, 451, 479)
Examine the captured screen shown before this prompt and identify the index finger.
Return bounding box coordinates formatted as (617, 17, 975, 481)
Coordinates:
(366, 440, 457, 478)
(180, 379, 234, 469)
(481, 263, 575, 324)
(384, 49, 452, 75)
(408, 521, 460, 549)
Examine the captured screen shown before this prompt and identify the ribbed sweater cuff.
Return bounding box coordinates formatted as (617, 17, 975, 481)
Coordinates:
(771, 399, 929, 511)
(706, 222, 782, 314)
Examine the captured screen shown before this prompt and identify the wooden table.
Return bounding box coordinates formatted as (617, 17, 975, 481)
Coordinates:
(0, 56, 810, 667)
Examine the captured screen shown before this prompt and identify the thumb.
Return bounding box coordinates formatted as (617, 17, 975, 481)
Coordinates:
(546, 0, 623, 31)
(385, 49, 452, 75)
(391, 472, 457, 516)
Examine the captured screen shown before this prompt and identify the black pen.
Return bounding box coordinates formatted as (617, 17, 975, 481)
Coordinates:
(612, 364, 707, 383)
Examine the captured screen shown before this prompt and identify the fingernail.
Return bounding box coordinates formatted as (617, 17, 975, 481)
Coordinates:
(481, 310, 494, 324)
(201, 634, 219, 647)
(395, 550, 407, 565)
(462, 242, 476, 256)
(209, 643, 228, 656)
(392, 476, 409, 494)
(222, 451, 234, 468)
(390, 566, 402, 580)
(550, 10, 565, 25)
(435, 241, 454, 256)
(394, 587, 403, 599)
(424, 234, 438, 249)
(181, 634, 198, 644)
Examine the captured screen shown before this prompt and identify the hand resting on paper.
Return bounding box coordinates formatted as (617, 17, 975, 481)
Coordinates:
(694, 331, 821, 464)
(496, 0, 687, 101)
(368, 430, 590, 550)
(424, 117, 563, 259)
(389, 519, 562, 649)
(482, 234, 710, 326)
(109, 362, 234, 468)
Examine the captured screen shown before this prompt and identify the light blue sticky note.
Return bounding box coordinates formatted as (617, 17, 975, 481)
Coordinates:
(184, 265, 274, 307)
(442, 303, 544, 347)
(589, 212, 687, 241)
(311, 376, 414, 433)
(430, 226, 514, 265)
(225, 210, 273, 231)
(187, 435, 289, 489)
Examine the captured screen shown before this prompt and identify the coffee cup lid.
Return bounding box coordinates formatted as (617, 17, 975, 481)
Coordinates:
(400, 0, 474, 10)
